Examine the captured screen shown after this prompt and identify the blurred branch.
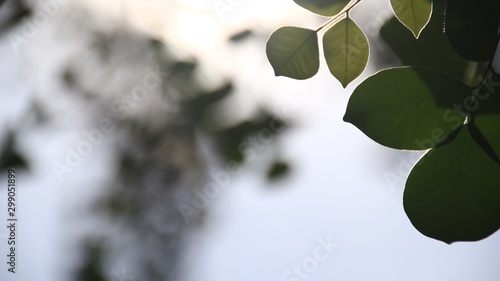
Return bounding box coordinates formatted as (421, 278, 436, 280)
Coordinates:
(0, 0, 31, 35)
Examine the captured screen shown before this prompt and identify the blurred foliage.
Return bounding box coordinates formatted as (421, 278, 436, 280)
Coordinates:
(228, 29, 253, 43)
(181, 82, 233, 124)
(212, 113, 286, 163)
(74, 242, 106, 281)
(0, 0, 293, 280)
(267, 161, 290, 181)
(0, 0, 30, 35)
(0, 132, 28, 171)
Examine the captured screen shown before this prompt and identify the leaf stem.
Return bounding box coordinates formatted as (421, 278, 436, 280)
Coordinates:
(315, 0, 362, 32)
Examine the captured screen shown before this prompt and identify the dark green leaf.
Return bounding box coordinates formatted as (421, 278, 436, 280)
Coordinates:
(293, 0, 350, 17)
(484, 0, 500, 14)
(323, 17, 369, 88)
(380, 0, 474, 83)
(474, 84, 500, 162)
(344, 66, 471, 150)
(445, 0, 498, 62)
(404, 126, 500, 243)
(266, 27, 320, 80)
(390, 0, 433, 38)
(468, 121, 499, 164)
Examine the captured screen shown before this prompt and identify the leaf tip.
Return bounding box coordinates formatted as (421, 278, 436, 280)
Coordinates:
(342, 112, 352, 123)
(411, 27, 425, 39)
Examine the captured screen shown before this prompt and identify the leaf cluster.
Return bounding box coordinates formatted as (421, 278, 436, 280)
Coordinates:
(266, 0, 500, 243)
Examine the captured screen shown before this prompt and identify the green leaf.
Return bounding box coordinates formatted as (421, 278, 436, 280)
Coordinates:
(468, 121, 500, 164)
(293, 0, 350, 17)
(404, 126, 500, 243)
(474, 81, 500, 162)
(390, 0, 433, 38)
(323, 17, 369, 88)
(344, 66, 471, 150)
(380, 0, 475, 84)
(445, 0, 499, 62)
(484, 0, 500, 14)
(266, 27, 319, 80)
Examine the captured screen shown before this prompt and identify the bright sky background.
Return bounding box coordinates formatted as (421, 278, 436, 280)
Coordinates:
(0, 0, 499, 281)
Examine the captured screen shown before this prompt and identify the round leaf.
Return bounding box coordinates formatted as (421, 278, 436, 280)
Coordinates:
(344, 66, 471, 150)
(390, 0, 433, 38)
(404, 126, 500, 244)
(445, 0, 498, 62)
(323, 17, 369, 88)
(293, 0, 351, 17)
(266, 27, 320, 80)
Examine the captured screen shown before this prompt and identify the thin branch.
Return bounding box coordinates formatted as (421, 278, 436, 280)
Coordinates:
(315, 0, 362, 32)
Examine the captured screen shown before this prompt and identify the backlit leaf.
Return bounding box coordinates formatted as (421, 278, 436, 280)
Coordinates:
(266, 27, 319, 80)
(323, 17, 369, 88)
(404, 126, 500, 243)
(380, 0, 475, 84)
(390, 0, 432, 38)
(344, 66, 471, 150)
